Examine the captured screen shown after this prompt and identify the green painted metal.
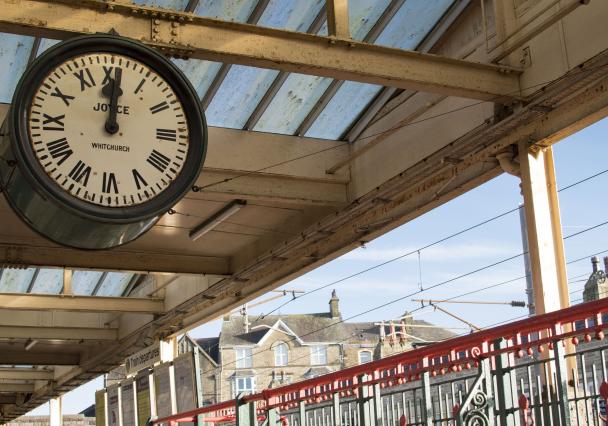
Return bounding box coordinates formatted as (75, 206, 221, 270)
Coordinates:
(357, 375, 371, 426)
(494, 338, 521, 426)
(236, 394, 257, 426)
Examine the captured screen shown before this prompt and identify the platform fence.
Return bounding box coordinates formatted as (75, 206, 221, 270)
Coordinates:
(152, 298, 608, 426)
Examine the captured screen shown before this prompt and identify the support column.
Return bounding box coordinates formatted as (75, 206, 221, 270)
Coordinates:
(518, 143, 570, 314)
(50, 397, 62, 426)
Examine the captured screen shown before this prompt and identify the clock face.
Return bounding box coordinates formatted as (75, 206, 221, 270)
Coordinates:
(27, 52, 189, 207)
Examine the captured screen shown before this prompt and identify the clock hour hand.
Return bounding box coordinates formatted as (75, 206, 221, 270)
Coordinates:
(101, 67, 123, 135)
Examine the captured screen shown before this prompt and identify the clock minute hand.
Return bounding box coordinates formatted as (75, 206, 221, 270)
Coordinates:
(102, 67, 123, 135)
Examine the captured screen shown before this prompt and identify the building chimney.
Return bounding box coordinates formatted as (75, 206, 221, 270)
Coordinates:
(592, 256, 600, 273)
(604, 256, 608, 274)
(329, 290, 341, 318)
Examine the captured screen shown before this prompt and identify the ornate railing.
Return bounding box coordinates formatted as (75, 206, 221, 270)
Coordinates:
(151, 298, 608, 426)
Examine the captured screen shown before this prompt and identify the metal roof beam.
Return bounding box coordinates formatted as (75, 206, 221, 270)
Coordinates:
(343, 0, 472, 143)
(0, 351, 79, 365)
(0, 293, 164, 313)
(0, 0, 521, 101)
(91, 272, 107, 296)
(0, 369, 54, 380)
(201, 0, 271, 110)
(0, 383, 35, 393)
(0, 325, 118, 341)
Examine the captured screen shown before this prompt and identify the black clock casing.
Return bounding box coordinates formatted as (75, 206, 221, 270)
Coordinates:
(0, 35, 207, 249)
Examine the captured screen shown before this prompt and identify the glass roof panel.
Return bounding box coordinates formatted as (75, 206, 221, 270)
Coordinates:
(253, 0, 389, 135)
(30, 268, 64, 294)
(193, 0, 257, 21)
(305, 0, 455, 140)
(0, 268, 36, 293)
(0, 33, 35, 103)
(132, 0, 187, 10)
(173, 0, 257, 99)
(72, 270, 104, 295)
(96, 272, 133, 296)
(37, 38, 60, 56)
(204, 0, 325, 129)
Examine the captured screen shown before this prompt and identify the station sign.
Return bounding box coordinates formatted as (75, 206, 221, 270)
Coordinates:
(125, 343, 161, 375)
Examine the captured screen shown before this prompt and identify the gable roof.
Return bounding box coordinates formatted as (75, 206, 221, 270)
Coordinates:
(218, 314, 456, 347)
(219, 313, 349, 347)
(193, 337, 220, 364)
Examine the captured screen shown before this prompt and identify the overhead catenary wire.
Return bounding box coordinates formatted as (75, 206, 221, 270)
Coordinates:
(194, 219, 608, 377)
(252, 167, 608, 321)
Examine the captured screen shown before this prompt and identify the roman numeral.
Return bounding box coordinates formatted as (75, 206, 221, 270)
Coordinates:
(134, 78, 146, 94)
(42, 113, 65, 131)
(102, 66, 116, 85)
(50, 87, 75, 106)
(156, 128, 176, 142)
(68, 160, 91, 186)
(46, 137, 72, 166)
(102, 172, 118, 194)
(73, 68, 96, 91)
(150, 101, 169, 114)
(132, 169, 148, 190)
(147, 149, 171, 173)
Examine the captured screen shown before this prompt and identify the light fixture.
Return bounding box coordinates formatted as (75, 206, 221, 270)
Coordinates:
(189, 199, 247, 241)
(24, 339, 38, 351)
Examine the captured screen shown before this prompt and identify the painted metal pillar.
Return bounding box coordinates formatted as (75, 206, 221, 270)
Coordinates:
(50, 397, 62, 426)
(518, 142, 570, 315)
(421, 357, 433, 426)
(236, 394, 257, 426)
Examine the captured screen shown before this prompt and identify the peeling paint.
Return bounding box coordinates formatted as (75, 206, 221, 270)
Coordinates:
(0, 32, 35, 103)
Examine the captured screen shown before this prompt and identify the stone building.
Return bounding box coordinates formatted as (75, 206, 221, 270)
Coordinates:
(179, 290, 455, 404)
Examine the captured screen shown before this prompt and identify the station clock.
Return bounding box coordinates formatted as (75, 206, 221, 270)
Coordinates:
(0, 35, 207, 249)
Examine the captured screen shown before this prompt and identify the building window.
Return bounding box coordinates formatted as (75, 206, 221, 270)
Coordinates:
(234, 376, 255, 396)
(235, 348, 252, 368)
(358, 350, 372, 364)
(310, 346, 327, 365)
(274, 343, 288, 366)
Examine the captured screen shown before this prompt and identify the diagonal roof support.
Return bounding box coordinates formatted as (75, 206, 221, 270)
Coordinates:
(0, 0, 521, 101)
(295, 0, 405, 137)
(343, 0, 472, 143)
(201, 0, 271, 110)
(243, 6, 327, 130)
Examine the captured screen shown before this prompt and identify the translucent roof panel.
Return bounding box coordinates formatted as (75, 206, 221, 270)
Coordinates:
(72, 270, 104, 295)
(173, 0, 258, 99)
(0, 33, 35, 103)
(132, 0, 187, 10)
(305, 0, 455, 140)
(37, 39, 60, 56)
(204, 0, 325, 129)
(253, 0, 390, 134)
(95, 272, 133, 297)
(30, 268, 64, 294)
(0, 268, 36, 293)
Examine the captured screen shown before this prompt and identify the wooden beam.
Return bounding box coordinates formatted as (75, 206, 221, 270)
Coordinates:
(326, 0, 349, 38)
(0, 383, 35, 393)
(0, 0, 521, 101)
(0, 369, 54, 380)
(0, 350, 79, 365)
(0, 325, 118, 341)
(0, 294, 164, 313)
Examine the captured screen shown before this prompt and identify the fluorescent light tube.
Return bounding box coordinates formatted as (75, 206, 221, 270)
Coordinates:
(189, 199, 247, 241)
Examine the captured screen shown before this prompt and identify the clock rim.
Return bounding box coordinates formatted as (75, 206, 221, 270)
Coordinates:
(9, 34, 207, 223)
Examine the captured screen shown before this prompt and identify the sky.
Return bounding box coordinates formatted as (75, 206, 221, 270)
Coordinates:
(27, 116, 608, 416)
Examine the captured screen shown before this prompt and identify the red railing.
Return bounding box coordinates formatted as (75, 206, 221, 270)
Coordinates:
(153, 298, 608, 425)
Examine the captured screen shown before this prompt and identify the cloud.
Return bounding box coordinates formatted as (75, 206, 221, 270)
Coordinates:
(339, 243, 520, 263)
